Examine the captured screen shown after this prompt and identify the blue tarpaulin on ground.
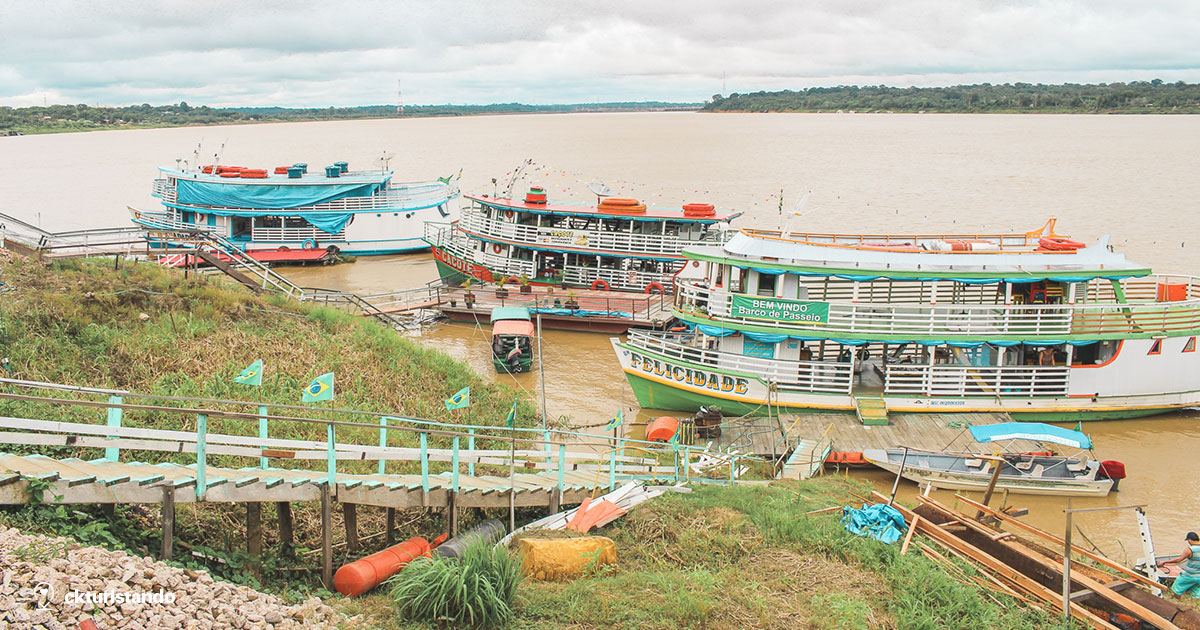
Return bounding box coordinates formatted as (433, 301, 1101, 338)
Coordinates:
(842, 503, 908, 544)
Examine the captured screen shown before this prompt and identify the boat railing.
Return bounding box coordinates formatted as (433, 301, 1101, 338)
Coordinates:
(154, 179, 458, 214)
(250, 226, 346, 242)
(676, 280, 1200, 339)
(626, 330, 854, 394)
(737, 223, 1054, 250)
(560, 266, 677, 293)
(883, 363, 1070, 397)
(458, 212, 723, 257)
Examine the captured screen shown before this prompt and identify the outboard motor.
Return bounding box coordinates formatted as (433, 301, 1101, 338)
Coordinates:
(1098, 460, 1126, 491)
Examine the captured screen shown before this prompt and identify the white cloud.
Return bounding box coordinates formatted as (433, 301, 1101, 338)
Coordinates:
(1, 0, 1197, 107)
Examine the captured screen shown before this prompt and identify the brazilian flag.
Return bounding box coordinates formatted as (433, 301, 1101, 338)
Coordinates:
(233, 359, 263, 387)
(445, 386, 470, 411)
(302, 372, 334, 403)
(504, 397, 519, 428)
(668, 429, 679, 445)
(605, 408, 623, 431)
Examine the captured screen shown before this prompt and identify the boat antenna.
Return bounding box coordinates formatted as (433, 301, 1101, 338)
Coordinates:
(588, 179, 614, 205)
(780, 191, 811, 239)
(503, 159, 532, 199)
(378, 151, 395, 174)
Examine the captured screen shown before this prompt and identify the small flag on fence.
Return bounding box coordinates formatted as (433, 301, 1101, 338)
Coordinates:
(668, 429, 679, 445)
(445, 386, 470, 411)
(302, 372, 334, 403)
(605, 408, 624, 431)
(233, 359, 263, 386)
(505, 397, 519, 428)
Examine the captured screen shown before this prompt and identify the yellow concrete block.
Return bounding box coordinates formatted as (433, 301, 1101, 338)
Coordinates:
(517, 536, 617, 581)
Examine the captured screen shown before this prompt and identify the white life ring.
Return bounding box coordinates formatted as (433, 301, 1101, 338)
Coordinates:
(302, 238, 317, 250)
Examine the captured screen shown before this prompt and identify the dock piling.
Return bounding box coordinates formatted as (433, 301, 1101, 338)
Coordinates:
(160, 487, 174, 561)
(321, 485, 333, 589)
(277, 501, 294, 557)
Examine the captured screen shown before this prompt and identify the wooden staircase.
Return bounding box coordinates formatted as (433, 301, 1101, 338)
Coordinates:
(194, 250, 264, 293)
(855, 396, 889, 426)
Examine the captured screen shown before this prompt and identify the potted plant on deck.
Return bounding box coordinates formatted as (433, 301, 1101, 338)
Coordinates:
(494, 275, 511, 300)
(518, 274, 533, 294)
(565, 289, 579, 310)
(463, 277, 476, 308)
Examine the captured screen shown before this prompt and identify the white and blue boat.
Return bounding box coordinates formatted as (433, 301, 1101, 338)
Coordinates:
(134, 161, 460, 256)
(863, 422, 1123, 497)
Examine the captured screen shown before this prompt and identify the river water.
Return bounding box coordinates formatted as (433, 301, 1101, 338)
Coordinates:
(3, 113, 1200, 563)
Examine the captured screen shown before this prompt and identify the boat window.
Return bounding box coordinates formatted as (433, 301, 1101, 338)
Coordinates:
(284, 217, 309, 228)
(253, 216, 282, 228)
(1073, 340, 1118, 366)
(757, 273, 777, 297)
(733, 268, 748, 293)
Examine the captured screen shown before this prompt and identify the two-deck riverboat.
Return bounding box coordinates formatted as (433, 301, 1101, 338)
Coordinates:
(611, 220, 1200, 421)
(134, 162, 459, 255)
(423, 187, 741, 293)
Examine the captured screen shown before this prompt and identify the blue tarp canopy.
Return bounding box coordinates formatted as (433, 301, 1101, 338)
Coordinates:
(968, 422, 1093, 449)
(842, 503, 907, 544)
(175, 178, 386, 233)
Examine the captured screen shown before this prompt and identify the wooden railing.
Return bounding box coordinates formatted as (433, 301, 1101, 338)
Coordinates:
(884, 364, 1070, 397)
(676, 280, 1200, 339)
(459, 212, 722, 257)
(626, 330, 854, 394)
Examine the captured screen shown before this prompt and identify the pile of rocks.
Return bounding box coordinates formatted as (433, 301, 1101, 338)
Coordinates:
(0, 527, 345, 629)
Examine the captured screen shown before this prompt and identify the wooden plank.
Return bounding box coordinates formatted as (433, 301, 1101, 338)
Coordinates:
(343, 503, 359, 555)
(900, 515, 920, 555)
(321, 485, 333, 589)
(246, 502, 262, 558)
(160, 486, 174, 561)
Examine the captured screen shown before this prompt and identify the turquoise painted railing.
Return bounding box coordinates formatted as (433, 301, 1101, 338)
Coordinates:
(0, 377, 765, 497)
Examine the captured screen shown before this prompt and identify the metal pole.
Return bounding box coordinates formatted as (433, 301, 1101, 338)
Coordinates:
(1063, 498, 1073, 621)
(887, 447, 909, 506)
(537, 313, 547, 430)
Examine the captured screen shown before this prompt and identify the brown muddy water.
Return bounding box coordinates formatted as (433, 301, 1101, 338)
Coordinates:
(4, 113, 1200, 562)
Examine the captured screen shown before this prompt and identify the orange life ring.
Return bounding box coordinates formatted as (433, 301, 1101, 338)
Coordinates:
(591, 279, 610, 291)
(504, 210, 515, 219)
(645, 282, 665, 295)
(1038, 236, 1085, 251)
(493, 244, 503, 254)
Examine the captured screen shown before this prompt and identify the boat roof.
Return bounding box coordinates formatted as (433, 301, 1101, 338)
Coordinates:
(160, 166, 391, 186)
(467, 194, 741, 224)
(493, 319, 535, 336)
(490, 307, 532, 323)
(685, 225, 1152, 281)
(969, 422, 1092, 449)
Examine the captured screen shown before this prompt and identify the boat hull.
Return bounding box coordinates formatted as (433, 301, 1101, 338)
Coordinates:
(611, 338, 1200, 420)
(861, 449, 1113, 497)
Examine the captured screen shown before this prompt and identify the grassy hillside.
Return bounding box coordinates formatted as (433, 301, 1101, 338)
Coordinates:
(0, 254, 537, 463)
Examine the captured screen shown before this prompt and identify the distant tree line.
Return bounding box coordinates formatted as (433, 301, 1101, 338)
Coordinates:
(704, 80, 1200, 113)
(0, 101, 700, 135)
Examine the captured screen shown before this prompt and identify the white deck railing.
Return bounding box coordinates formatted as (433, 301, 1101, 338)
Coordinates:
(626, 330, 853, 394)
(884, 364, 1070, 397)
(676, 280, 1200, 338)
(459, 212, 722, 257)
(154, 178, 457, 213)
(425, 223, 680, 292)
(251, 226, 346, 242)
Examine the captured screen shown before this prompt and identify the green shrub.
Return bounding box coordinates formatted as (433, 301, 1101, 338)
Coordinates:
(387, 541, 523, 628)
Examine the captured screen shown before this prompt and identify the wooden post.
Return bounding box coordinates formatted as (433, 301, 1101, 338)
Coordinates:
(385, 507, 396, 546)
(1063, 498, 1073, 621)
(321, 485, 333, 590)
(343, 503, 359, 555)
(977, 457, 1004, 518)
(888, 447, 909, 506)
(101, 504, 115, 520)
(277, 502, 294, 557)
(160, 487, 174, 561)
(448, 491, 459, 538)
(548, 487, 562, 516)
(246, 502, 262, 558)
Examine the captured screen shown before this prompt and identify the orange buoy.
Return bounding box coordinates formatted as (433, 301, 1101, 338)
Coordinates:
(682, 203, 715, 217)
(644, 282, 665, 295)
(1037, 236, 1085, 251)
(219, 172, 242, 178)
(646, 416, 679, 442)
(333, 537, 431, 597)
(240, 169, 268, 179)
(274, 166, 291, 174)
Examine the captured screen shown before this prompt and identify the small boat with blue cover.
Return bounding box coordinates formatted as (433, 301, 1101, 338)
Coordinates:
(862, 422, 1124, 497)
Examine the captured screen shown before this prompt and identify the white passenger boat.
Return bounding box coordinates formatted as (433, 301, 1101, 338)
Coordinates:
(134, 161, 459, 255)
(423, 186, 740, 293)
(611, 220, 1200, 420)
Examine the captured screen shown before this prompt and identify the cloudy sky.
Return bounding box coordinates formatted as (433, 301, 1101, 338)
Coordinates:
(2, 0, 1198, 108)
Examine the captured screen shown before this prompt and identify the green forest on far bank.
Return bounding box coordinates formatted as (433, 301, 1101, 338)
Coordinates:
(704, 80, 1200, 114)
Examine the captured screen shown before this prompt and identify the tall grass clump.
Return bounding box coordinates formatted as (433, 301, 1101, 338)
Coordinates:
(387, 541, 523, 628)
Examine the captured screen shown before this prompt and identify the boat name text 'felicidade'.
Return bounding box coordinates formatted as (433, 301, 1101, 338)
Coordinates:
(628, 351, 751, 394)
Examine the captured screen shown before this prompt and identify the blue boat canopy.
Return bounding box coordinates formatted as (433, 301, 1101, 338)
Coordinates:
(490, 307, 532, 323)
(968, 422, 1093, 449)
(174, 178, 386, 233)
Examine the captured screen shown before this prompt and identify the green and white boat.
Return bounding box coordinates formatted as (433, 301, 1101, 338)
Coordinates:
(611, 220, 1200, 421)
